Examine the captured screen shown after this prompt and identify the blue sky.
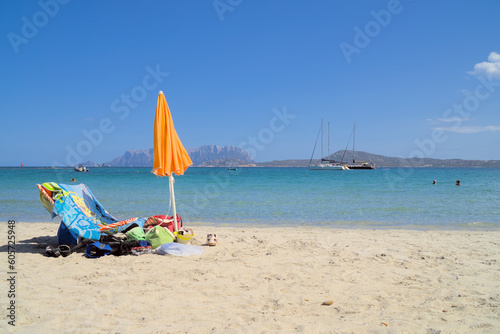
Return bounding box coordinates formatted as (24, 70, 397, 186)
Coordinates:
(1, 0, 499, 166)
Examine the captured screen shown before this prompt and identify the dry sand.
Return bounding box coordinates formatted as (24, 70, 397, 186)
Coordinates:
(1, 222, 499, 333)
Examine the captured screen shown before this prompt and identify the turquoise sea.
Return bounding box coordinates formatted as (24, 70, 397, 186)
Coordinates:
(1, 167, 499, 230)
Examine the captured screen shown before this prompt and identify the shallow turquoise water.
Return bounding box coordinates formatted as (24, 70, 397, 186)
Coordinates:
(1, 167, 499, 230)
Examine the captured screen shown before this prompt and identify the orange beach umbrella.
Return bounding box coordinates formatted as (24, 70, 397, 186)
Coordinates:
(153, 91, 192, 230)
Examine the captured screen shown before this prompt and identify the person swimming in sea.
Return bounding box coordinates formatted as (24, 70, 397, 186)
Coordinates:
(456, 180, 461, 186)
(432, 180, 437, 184)
(71, 178, 76, 182)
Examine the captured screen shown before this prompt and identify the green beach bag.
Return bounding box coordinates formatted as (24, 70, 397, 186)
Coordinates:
(126, 226, 146, 241)
(145, 226, 175, 249)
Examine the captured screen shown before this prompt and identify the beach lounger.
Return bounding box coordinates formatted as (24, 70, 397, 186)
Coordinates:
(37, 183, 182, 257)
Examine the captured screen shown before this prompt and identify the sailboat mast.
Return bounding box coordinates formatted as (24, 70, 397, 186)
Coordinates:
(328, 122, 330, 158)
(321, 119, 323, 160)
(353, 123, 356, 163)
(309, 122, 322, 165)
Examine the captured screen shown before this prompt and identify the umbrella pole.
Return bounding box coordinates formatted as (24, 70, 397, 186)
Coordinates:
(169, 174, 178, 231)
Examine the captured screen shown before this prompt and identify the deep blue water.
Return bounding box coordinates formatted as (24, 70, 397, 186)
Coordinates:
(1, 167, 499, 230)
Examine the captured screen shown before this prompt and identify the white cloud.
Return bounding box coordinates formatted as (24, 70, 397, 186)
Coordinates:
(436, 117, 470, 123)
(427, 117, 471, 124)
(468, 51, 500, 79)
(434, 125, 500, 134)
(489, 52, 500, 62)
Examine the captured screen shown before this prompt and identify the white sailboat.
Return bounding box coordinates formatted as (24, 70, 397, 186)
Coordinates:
(308, 120, 349, 170)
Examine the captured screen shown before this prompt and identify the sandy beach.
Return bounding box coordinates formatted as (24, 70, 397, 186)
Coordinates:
(1, 222, 499, 333)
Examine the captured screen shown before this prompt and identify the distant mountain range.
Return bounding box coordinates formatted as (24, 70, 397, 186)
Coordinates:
(99, 145, 257, 167)
(84, 145, 500, 168)
(259, 150, 500, 168)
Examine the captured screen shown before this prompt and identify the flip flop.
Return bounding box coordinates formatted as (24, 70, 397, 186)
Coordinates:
(45, 245, 61, 257)
(58, 245, 72, 257)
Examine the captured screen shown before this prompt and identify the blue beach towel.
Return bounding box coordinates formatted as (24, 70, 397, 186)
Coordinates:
(38, 182, 146, 241)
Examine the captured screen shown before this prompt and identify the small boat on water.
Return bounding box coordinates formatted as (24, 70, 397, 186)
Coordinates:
(309, 120, 349, 171)
(74, 165, 89, 172)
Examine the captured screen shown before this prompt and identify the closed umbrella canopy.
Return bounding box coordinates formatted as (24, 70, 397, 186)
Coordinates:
(153, 91, 192, 230)
(153, 91, 192, 177)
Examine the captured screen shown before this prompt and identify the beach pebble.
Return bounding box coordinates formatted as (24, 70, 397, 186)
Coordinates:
(321, 300, 334, 306)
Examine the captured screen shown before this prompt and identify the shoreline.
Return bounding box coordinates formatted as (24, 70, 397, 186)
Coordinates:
(2, 166, 500, 169)
(9, 219, 500, 232)
(1, 222, 499, 333)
